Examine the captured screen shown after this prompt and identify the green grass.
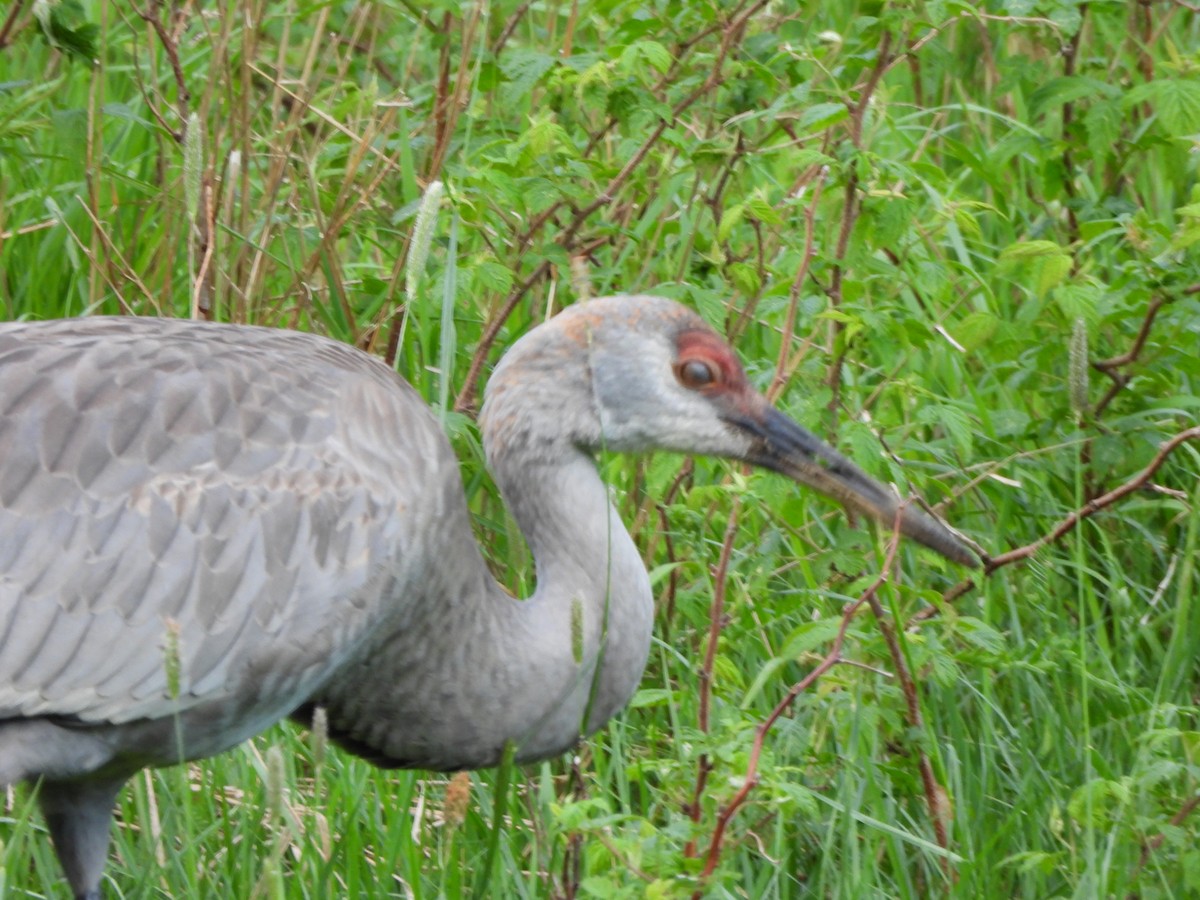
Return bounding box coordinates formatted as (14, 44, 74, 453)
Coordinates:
(2, 0, 1200, 897)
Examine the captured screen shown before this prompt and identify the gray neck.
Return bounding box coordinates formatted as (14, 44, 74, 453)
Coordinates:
(316, 447, 654, 771)
(493, 450, 655, 751)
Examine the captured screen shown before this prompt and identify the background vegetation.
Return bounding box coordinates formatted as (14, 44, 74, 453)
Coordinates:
(2, 0, 1199, 897)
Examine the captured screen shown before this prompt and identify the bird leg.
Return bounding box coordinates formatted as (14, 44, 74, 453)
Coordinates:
(37, 776, 125, 900)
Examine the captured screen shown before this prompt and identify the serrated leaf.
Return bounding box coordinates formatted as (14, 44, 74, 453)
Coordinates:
(500, 48, 557, 102)
(1067, 778, 1130, 827)
(998, 240, 1068, 262)
(628, 688, 676, 709)
(952, 205, 982, 242)
(918, 404, 974, 457)
(954, 617, 1006, 654)
(998, 240, 1073, 296)
(1170, 223, 1200, 251)
(797, 102, 849, 134)
(35, 0, 99, 62)
(1035, 253, 1073, 294)
(472, 259, 514, 295)
(717, 203, 745, 243)
(619, 40, 672, 77)
(746, 195, 784, 226)
(783, 146, 837, 172)
(1125, 78, 1200, 137)
(953, 311, 999, 352)
(729, 261, 761, 296)
(1031, 76, 1118, 115)
(1085, 100, 1122, 163)
(781, 618, 845, 658)
(1053, 283, 1102, 325)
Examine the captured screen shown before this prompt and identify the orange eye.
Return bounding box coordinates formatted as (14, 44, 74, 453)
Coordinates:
(677, 358, 718, 389)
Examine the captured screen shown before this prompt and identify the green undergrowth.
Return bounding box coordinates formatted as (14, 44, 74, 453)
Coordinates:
(2, 0, 1199, 897)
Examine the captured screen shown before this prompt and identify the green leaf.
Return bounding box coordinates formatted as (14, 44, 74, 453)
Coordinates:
(717, 203, 745, 243)
(1084, 100, 1123, 162)
(618, 40, 673, 78)
(954, 617, 1006, 654)
(917, 404, 974, 457)
(1035, 253, 1073, 295)
(1030, 76, 1119, 115)
(998, 240, 1073, 296)
(998, 240, 1068, 262)
(729, 262, 761, 296)
(1125, 78, 1200, 137)
(629, 688, 676, 709)
(472, 259, 514, 296)
(500, 48, 557, 102)
(34, 0, 99, 62)
(796, 102, 849, 134)
(781, 617, 846, 658)
(954, 311, 1000, 352)
(746, 195, 784, 226)
(1067, 777, 1131, 827)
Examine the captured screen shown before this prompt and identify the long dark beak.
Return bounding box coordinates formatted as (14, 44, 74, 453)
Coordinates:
(729, 406, 979, 568)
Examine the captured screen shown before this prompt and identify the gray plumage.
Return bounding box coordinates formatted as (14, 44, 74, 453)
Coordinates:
(0, 295, 976, 899)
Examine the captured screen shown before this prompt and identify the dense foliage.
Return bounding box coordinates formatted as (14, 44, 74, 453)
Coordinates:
(1, 0, 1199, 897)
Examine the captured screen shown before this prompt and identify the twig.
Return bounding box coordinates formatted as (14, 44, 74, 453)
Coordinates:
(453, 3, 769, 413)
(691, 528, 905, 895)
(983, 425, 1200, 574)
(1089, 288, 1199, 417)
(453, 260, 554, 413)
(427, 3, 483, 182)
(825, 30, 894, 436)
(767, 167, 827, 404)
(682, 498, 743, 856)
(1132, 792, 1200, 880)
(492, 0, 532, 54)
(137, 0, 191, 140)
(1058, 3, 1087, 246)
(0, 0, 24, 49)
(862, 550, 953, 875)
(911, 423, 1200, 623)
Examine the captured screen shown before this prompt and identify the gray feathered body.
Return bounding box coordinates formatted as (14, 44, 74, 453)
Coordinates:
(0, 297, 977, 899)
(0, 314, 654, 785)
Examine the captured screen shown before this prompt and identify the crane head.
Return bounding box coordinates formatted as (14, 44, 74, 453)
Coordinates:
(482, 295, 978, 567)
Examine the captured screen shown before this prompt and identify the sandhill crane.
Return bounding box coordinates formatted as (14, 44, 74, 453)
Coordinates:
(0, 295, 976, 898)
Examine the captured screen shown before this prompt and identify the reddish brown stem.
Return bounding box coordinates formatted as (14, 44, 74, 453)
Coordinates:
(766, 169, 825, 404)
(864, 582, 952, 875)
(453, 3, 768, 414)
(1134, 792, 1200, 878)
(138, 0, 190, 140)
(983, 425, 1200, 575)
(682, 499, 742, 857)
(0, 0, 24, 49)
(825, 30, 894, 436)
(692, 529, 905, 894)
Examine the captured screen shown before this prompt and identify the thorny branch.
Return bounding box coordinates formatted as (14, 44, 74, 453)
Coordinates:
(862, 571, 953, 874)
(681, 499, 743, 858)
(700, 299, 1200, 877)
(137, 0, 191, 141)
(824, 30, 894, 437)
(453, 0, 771, 413)
(0, 0, 24, 50)
(1091, 286, 1199, 418)
(692, 524, 908, 897)
(982, 425, 1200, 574)
(1134, 792, 1200, 881)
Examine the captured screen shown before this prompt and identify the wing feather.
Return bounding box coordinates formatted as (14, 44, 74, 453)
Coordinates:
(0, 317, 442, 732)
